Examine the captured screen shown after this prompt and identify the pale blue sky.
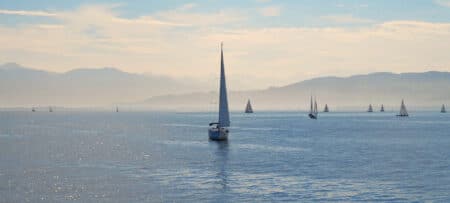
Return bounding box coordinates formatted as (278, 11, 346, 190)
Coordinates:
(1, 0, 450, 89)
(2, 0, 450, 27)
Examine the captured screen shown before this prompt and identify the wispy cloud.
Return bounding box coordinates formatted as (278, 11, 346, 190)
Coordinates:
(1, 4, 450, 89)
(435, 0, 450, 7)
(321, 14, 374, 24)
(259, 6, 282, 17)
(0, 9, 57, 17)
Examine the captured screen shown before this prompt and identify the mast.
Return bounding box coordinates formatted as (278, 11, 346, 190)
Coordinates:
(218, 42, 230, 127)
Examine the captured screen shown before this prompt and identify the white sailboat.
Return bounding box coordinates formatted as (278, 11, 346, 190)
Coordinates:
(367, 104, 373, 112)
(245, 99, 253, 113)
(323, 104, 329, 112)
(308, 96, 318, 119)
(397, 99, 409, 117)
(209, 43, 230, 141)
(441, 104, 446, 113)
(380, 104, 385, 112)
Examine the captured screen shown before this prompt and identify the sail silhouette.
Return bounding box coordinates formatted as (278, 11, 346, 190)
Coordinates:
(380, 104, 385, 112)
(367, 104, 373, 112)
(323, 104, 329, 112)
(245, 99, 253, 113)
(308, 96, 318, 119)
(441, 104, 446, 113)
(397, 99, 409, 117)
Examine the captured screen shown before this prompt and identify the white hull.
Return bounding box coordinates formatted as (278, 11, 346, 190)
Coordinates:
(209, 127, 229, 141)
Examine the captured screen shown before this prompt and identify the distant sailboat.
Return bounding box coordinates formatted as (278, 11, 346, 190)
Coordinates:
(308, 96, 318, 119)
(116, 106, 119, 112)
(49, 106, 53, 112)
(209, 43, 230, 141)
(397, 99, 409, 117)
(367, 104, 373, 112)
(32, 107, 36, 112)
(323, 104, 329, 112)
(441, 104, 446, 113)
(245, 99, 253, 113)
(380, 104, 385, 112)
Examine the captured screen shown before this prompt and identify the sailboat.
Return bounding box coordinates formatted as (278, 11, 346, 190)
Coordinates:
(367, 104, 373, 112)
(116, 106, 119, 113)
(32, 107, 36, 112)
(245, 99, 253, 113)
(308, 96, 318, 119)
(49, 106, 53, 112)
(441, 104, 446, 113)
(380, 104, 385, 112)
(209, 43, 230, 141)
(323, 104, 329, 112)
(397, 99, 409, 117)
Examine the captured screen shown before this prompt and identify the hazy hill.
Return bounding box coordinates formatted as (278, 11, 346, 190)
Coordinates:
(0, 63, 201, 107)
(141, 71, 450, 111)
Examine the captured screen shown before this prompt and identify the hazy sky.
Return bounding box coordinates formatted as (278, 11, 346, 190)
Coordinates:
(1, 0, 450, 90)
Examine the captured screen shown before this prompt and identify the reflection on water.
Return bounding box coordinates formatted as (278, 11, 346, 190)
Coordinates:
(211, 140, 229, 194)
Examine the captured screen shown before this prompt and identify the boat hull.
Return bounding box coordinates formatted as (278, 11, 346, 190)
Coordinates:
(308, 114, 317, 119)
(208, 127, 229, 141)
(396, 114, 408, 117)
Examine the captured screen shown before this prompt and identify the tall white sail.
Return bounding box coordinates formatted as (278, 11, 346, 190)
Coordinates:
(218, 43, 230, 127)
(314, 99, 318, 116)
(245, 99, 253, 113)
(309, 96, 313, 114)
(398, 99, 408, 117)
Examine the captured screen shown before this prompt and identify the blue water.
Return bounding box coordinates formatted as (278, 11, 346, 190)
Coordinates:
(0, 111, 449, 202)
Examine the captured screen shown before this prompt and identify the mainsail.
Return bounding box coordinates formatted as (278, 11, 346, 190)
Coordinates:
(397, 99, 408, 117)
(441, 104, 446, 113)
(245, 99, 253, 113)
(309, 96, 314, 115)
(314, 99, 318, 116)
(218, 43, 230, 127)
(380, 104, 385, 112)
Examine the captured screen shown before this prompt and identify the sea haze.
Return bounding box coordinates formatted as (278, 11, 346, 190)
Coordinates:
(1, 63, 450, 111)
(0, 111, 449, 202)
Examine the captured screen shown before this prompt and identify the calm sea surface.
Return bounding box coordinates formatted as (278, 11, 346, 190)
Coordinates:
(0, 111, 449, 202)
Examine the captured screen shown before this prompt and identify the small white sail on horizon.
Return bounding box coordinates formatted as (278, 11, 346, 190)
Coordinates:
(245, 99, 253, 113)
(308, 96, 318, 119)
(397, 99, 409, 117)
(441, 104, 446, 113)
(324, 104, 329, 112)
(367, 104, 373, 112)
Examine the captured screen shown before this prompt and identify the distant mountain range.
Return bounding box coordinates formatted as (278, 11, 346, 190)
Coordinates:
(0, 63, 201, 107)
(1, 63, 449, 110)
(141, 71, 450, 111)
